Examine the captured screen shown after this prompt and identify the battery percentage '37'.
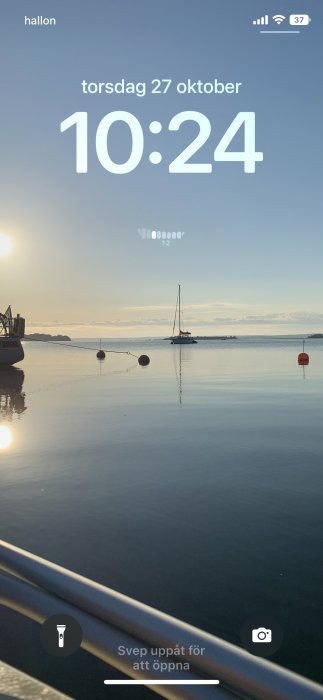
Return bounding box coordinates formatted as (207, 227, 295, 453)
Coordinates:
(289, 14, 311, 25)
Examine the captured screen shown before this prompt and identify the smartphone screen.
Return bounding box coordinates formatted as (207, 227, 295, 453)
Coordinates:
(1, 2, 322, 700)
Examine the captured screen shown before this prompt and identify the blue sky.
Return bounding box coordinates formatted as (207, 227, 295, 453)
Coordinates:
(0, 0, 322, 336)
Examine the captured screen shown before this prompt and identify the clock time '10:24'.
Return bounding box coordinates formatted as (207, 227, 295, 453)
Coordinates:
(60, 111, 263, 175)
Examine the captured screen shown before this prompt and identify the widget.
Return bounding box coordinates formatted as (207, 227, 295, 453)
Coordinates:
(138, 227, 185, 247)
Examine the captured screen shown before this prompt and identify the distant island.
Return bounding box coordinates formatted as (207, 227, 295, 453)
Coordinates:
(164, 335, 237, 341)
(194, 336, 237, 340)
(25, 333, 71, 341)
(307, 333, 323, 339)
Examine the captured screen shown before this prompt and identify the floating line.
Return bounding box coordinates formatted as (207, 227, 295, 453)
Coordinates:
(24, 338, 139, 359)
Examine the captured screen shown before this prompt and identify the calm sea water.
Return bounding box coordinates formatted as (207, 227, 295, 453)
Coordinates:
(1, 337, 323, 699)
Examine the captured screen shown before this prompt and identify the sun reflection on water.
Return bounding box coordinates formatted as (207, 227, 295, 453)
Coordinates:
(0, 425, 13, 450)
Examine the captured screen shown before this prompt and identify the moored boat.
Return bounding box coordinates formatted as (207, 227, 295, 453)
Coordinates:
(0, 306, 25, 365)
(171, 285, 197, 344)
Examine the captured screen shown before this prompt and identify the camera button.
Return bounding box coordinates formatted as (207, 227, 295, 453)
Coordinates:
(240, 615, 284, 657)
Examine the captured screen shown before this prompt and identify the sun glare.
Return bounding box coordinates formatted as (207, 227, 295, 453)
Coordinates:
(0, 233, 13, 257)
(0, 425, 13, 450)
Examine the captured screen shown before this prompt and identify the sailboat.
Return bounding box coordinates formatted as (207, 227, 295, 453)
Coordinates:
(171, 285, 197, 344)
(0, 306, 25, 365)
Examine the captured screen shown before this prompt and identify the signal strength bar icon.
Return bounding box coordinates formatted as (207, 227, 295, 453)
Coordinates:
(253, 15, 269, 25)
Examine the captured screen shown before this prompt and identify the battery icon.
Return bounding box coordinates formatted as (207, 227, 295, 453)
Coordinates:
(289, 14, 311, 25)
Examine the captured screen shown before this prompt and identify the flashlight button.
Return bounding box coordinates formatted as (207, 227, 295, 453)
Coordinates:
(40, 614, 82, 656)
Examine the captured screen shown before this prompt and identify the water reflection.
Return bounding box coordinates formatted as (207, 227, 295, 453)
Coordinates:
(0, 367, 26, 420)
(173, 346, 192, 405)
(0, 425, 12, 449)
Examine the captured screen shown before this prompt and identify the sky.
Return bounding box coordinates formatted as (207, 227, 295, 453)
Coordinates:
(0, 0, 322, 337)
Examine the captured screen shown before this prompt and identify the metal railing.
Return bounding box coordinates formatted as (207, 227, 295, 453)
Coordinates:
(0, 659, 73, 700)
(0, 539, 323, 700)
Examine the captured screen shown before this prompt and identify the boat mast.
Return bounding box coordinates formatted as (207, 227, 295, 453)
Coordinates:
(172, 293, 178, 338)
(178, 284, 181, 335)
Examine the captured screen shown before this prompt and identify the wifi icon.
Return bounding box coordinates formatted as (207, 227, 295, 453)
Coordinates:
(272, 14, 286, 24)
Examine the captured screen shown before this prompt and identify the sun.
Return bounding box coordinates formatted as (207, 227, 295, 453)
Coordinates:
(0, 425, 13, 449)
(0, 233, 13, 257)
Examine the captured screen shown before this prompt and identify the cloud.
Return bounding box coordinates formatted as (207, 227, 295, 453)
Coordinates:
(211, 312, 323, 325)
(124, 301, 241, 312)
(28, 309, 323, 330)
(29, 318, 170, 328)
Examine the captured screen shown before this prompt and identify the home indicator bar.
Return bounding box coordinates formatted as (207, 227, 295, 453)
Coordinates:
(104, 680, 220, 686)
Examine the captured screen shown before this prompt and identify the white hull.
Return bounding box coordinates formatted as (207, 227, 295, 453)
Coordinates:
(0, 338, 24, 365)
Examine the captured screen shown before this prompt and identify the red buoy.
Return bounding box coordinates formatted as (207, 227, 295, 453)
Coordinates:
(298, 352, 309, 366)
